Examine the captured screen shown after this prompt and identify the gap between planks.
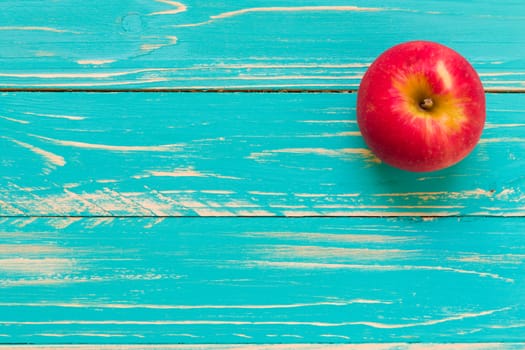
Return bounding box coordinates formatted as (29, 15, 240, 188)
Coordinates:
(0, 214, 523, 219)
(1, 344, 525, 349)
(0, 88, 524, 93)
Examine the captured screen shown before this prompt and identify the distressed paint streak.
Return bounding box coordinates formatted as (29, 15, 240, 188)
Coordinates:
(84, 217, 115, 228)
(0, 344, 520, 349)
(141, 36, 178, 52)
(352, 308, 512, 329)
(124, 197, 173, 216)
(24, 112, 86, 121)
(0, 64, 357, 81)
(165, 333, 200, 338)
(249, 191, 287, 196)
(35, 333, 127, 338)
(479, 72, 525, 77)
(472, 211, 525, 217)
(0, 301, 390, 309)
(236, 210, 276, 216)
(215, 63, 370, 69)
(2, 79, 168, 87)
(0, 68, 170, 79)
(295, 193, 328, 198)
(0, 73, 358, 84)
(449, 254, 525, 265)
(247, 231, 416, 243)
(0, 200, 25, 215)
(145, 169, 241, 180)
(233, 333, 252, 339)
(485, 123, 525, 129)
(1, 308, 509, 328)
(193, 208, 235, 216)
(148, 83, 355, 89)
(282, 210, 321, 217)
(285, 210, 461, 217)
(0, 258, 74, 274)
(222, 74, 363, 81)
(374, 189, 497, 201)
(175, 5, 384, 27)
(490, 323, 525, 329)
(270, 204, 307, 209)
(0, 26, 78, 33)
(76, 59, 116, 65)
(248, 261, 513, 283)
(61, 189, 113, 216)
(479, 137, 525, 143)
(0, 279, 80, 287)
(149, 169, 206, 177)
(200, 190, 235, 195)
(281, 335, 304, 338)
(144, 217, 166, 229)
(264, 245, 418, 261)
(248, 147, 379, 163)
(209, 174, 242, 180)
(31, 134, 183, 152)
(103, 189, 160, 216)
(496, 188, 515, 200)
(0, 115, 30, 124)
(12, 217, 38, 228)
(47, 217, 82, 229)
(159, 190, 196, 194)
(224, 200, 259, 208)
(321, 334, 351, 340)
(149, 0, 187, 15)
(6, 138, 65, 167)
(313, 205, 464, 209)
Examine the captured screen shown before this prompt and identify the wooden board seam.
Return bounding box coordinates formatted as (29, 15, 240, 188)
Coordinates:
(0, 89, 524, 93)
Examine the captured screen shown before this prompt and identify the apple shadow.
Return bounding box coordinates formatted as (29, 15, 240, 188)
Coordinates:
(366, 150, 479, 196)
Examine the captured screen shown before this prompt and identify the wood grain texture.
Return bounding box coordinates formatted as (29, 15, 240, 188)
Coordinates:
(2, 345, 525, 350)
(1, 92, 523, 217)
(1, 0, 524, 347)
(0, 0, 523, 90)
(0, 217, 524, 343)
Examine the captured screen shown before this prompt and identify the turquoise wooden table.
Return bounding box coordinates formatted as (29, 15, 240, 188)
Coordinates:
(1, 0, 524, 348)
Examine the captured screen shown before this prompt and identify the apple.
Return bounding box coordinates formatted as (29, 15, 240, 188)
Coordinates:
(356, 41, 485, 172)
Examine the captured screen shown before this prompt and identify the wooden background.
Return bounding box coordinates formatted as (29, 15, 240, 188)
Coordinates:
(0, 0, 524, 348)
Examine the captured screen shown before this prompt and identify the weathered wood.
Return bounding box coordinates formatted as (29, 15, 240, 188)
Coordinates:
(0, 217, 524, 343)
(1, 1, 524, 347)
(2, 345, 525, 350)
(0, 0, 523, 90)
(1, 92, 523, 217)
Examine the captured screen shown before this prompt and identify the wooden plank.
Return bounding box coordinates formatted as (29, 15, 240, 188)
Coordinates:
(0, 0, 523, 90)
(0, 92, 523, 217)
(2, 345, 525, 350)
(0, 217, 524, 343)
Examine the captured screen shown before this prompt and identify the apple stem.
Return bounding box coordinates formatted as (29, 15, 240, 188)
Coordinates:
(420, 98, 434, 111)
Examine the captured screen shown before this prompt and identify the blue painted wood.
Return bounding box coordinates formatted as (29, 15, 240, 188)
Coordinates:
(1, 92, 524, 217)
(0, 0, 524, 347)
(0, 217, 524, 343)
(1, 346, 525, 350)
(0, 0, 523, 89)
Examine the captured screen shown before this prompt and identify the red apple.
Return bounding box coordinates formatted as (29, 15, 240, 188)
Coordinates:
(356, 41, 485, 172)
